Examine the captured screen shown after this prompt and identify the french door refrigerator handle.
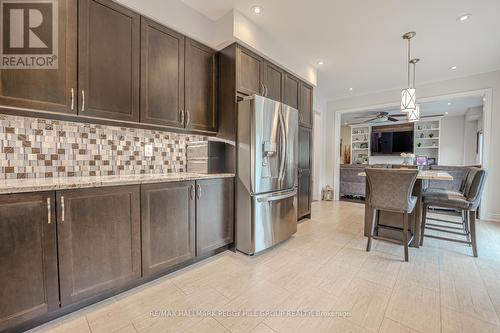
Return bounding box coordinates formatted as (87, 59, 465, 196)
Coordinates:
(257, 190, 297, 203)
(277, 108, 286, 182)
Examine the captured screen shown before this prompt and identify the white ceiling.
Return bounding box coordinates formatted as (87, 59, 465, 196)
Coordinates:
(341, 95, 483, 124)
(181, 0, 500, 100)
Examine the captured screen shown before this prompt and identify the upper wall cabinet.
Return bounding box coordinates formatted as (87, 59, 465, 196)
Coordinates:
(0, 0, 77, 114)
(300, 81, 313, 127)
(263, 61, 284, 102)
(185, 38, 217, 132)
(284, 73, 300, 110)
(78, 0, 140, 122)
(236, 47, 264, 96)
(140, 18, 185, 128)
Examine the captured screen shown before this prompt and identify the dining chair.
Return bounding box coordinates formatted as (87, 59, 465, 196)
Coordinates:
(365, 168, 419, 262)
(421, 168, 487, 257)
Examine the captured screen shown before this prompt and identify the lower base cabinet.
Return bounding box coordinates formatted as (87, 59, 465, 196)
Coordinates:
(0, 177, 234, 332)
(196, 178, 234, 255)
(0, 192, 58, 332)
(141, 181, 196, 277)
(56, 186, 141, 306)
(298, 170, 312, 219)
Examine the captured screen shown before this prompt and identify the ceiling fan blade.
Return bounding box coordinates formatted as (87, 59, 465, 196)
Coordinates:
(421, 114, 444, 118)
(388, 117, 399, 122)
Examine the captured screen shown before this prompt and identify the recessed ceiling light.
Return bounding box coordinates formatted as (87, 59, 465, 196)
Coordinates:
(348, 87, 353, 91)
(445, 112, 449, 115)
(251, 5, 263, 14)
(449, 66, 457, 70)
(448, 102, 452, 106)
(457, 14, 471, 22)
(318, 61, 324, 65)
(344, 122, 348, 125)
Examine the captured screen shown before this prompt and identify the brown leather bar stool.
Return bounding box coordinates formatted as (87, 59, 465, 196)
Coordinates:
(365, 168, 419, 262)
(421, 168, 487, 257)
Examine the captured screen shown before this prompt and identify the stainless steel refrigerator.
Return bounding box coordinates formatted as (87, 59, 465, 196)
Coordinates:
(236, 95, 299, 255)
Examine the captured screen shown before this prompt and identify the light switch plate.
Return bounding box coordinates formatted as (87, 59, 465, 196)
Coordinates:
(145, 144, 153, 157)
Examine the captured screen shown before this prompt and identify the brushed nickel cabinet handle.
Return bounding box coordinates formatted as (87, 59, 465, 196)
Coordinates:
(47, 197, 51, 224)
(70, 88, 75, 111)
(260, 82, 265, 96)
(81, 90, 85, 112)
(61, 196, 65, 223)
(186, 110, 190, 127)
(180, 109, 185, 125)
(265, 84, 268, 97)
(190, 184, 195, 200)
(196, 184, 201, 200)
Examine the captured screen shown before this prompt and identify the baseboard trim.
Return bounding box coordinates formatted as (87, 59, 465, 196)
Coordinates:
(481, 212, 500, 223)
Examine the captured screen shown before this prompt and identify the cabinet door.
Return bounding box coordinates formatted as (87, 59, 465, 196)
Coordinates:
(185, 38, 217, 132)
(0, 192, 59, 331)
(57, 186, 141, 306)
(0, 0, 77, 114)
(196, 178, 234, 256)
(141, 181, 195, 277)
(78, 0, 140, 121)
(300, 82, 313, 127)
(236, 47, 263, 96)
(141, 18, 185, 128)
(299, 126, 312, 171)
(263, 61, 284, 102)
(284, 73, 300, 109)
(298, 170, 312, 218)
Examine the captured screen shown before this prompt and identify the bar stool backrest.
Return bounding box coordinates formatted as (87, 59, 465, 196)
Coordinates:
(365, 168, 418, 213)
(465, 169, 487, 211)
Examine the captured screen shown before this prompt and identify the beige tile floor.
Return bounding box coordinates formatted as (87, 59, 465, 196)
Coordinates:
(28, 201, 500, 333)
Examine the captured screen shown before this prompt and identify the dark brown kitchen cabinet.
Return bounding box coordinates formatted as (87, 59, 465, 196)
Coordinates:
(141, 181, 195, 277)
(236, 46, 264, 96)
(185, 38, 217, 132)
(263, 61, 284, 102)
(78, 0, 140, 121)
(0, 192, 59, 332)
(140, 18, 185, 128)
(284, 73, 300, 110)
(196, 178, 234, 256)
(0, 0, 77, 114)
(299, 126, 312, 171)
(300, 81, 313, 127)
(56, 185, 141, 306)
(298, 126, 312, 220)
(298, 170, 312, 219)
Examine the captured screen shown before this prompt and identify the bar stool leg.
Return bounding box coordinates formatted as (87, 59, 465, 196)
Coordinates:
(366, 209, 377, 252)
(470, 211, 478, 257)
(403, 213, 409, 262)
(420, 204, 428, 246)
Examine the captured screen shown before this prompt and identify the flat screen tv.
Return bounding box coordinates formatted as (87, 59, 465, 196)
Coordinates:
(370, 130, 414, 155)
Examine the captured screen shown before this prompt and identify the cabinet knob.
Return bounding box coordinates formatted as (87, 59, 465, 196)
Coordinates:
(70, 88, 75, 111)
(196, 184, 201, 200)
(81, 90, 85, 112)
(61, 196, 65, 223)
(190, 185, 195, 200)
(47, 197, 51, 224)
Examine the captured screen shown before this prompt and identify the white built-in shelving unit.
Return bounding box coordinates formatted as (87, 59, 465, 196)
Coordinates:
(414, 118, 441, 164)
(350, 125, 370, 164)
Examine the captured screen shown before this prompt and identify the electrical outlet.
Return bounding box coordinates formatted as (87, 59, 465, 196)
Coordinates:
(145, 144, 153, 157)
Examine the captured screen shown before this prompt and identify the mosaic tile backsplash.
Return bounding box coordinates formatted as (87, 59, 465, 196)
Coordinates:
(0, 114, 206, 179)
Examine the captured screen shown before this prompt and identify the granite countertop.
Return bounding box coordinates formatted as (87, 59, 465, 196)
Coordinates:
(0, 173, 235, 195)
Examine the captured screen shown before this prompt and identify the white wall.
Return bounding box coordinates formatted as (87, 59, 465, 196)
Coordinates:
(326, 70, 500, 222)
(440, 116, 465, 165)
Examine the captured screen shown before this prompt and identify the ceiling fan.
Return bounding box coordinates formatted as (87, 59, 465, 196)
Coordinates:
(348, 111, 443, 125)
